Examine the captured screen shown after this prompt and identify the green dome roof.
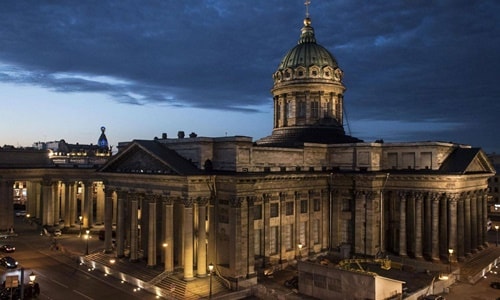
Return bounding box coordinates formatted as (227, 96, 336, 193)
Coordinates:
(278, 17, 339, 70)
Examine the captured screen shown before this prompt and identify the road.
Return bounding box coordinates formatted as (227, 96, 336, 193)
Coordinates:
(1, 216, 158, 300)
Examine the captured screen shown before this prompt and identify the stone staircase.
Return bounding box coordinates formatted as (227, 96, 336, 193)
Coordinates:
(83, 252, 230, 299)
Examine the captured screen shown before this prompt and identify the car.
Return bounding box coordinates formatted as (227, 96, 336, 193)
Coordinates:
(0, 245, 15, 253)
(0, 256, 18, 268)
(15, 211, 27, 217)
(491, 281, 500, 289)
(53, 229, 62, 236)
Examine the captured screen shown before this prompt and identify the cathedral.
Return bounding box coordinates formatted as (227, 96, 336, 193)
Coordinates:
(0, 6, 495, 294)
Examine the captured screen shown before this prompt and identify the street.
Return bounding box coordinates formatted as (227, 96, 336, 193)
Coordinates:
(0, 216, 159, 300)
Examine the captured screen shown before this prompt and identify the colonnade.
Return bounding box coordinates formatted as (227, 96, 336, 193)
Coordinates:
(389, 190, 489, 262)
(106, 190, 212, 281)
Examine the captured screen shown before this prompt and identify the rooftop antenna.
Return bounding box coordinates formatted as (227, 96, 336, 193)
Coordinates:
(305, 0, 311, 18)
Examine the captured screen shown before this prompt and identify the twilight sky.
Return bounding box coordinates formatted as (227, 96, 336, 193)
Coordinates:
(0, 1, 499, 153)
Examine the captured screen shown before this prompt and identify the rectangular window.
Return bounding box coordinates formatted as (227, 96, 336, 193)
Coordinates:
(299, 221, 306, 245)
(284, 224, 293, 250)
(313, 198, 321, 211)
(286, 202, 294, 215)
(270, 203, 279, 218)
(270, 226, 279, 254)
(253, 204, 262, 220)
(298, 101, 306, 117)
(341, 198, 350, 211)
(311, 102, 319, 118)
(219, 207, 229, 223)
(301, 200, 308, 214)
(388, 152, 398, 169)
(254, 229, 262, 256)
(313, 219, 320, 244)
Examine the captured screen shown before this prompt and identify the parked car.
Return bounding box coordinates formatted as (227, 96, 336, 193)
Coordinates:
(0, 245, 15, 253)
(0, 256, 18, 268)
(53, 229, 62, 236)
(15, 211, 27, 217)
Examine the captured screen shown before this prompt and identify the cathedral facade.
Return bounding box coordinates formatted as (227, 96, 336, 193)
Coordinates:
(0, 9, 495, 292)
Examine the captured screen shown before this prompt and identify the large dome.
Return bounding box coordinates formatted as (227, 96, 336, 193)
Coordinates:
(256, 15, 362, 148)
(273, 17, 343, 86)
(278, 18, 338, 71)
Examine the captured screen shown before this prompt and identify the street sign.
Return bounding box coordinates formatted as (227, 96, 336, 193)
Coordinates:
(5, 275, 19, 288)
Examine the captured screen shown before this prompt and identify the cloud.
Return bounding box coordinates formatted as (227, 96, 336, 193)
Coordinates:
(0, 1, 498, 151)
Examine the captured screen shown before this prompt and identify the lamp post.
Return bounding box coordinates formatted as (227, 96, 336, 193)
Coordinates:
(85, 230, 90, 255)
(208, 262, 214, 299)
(298, 243, 303, 260)
(79, 215, 83, 237)
(448, 248, 454, 273)
(19, 268, 36, 300)
(495, 225, 499, 247)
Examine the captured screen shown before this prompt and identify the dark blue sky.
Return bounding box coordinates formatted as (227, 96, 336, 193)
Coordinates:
(0, 1, 499, 153)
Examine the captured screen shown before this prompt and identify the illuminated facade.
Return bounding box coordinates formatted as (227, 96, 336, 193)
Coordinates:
(0, 9, 495, 296)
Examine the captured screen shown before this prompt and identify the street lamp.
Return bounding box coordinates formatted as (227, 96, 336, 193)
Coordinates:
(19, 268, 36, 300)
(448, 248, 454, 273)
(208, 262, 214, 299)
(495, 225, 499, 247)
(298, 243, 303, 260)
(85, 230, 90, 255)
(79, 215, 83, 237)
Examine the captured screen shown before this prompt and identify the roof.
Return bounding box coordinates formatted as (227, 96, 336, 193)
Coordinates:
(440, 147, 494, 174)
(99, 140, 202, 175)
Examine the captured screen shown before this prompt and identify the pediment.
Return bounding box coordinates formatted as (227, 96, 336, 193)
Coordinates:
(102, 146, 176, 174)
(99, 140, 201, 175)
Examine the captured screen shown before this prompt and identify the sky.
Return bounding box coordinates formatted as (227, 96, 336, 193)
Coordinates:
(0, 1, 499, 153)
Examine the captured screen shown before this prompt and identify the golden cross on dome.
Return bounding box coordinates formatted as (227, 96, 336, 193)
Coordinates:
(305, 0, 311, 18)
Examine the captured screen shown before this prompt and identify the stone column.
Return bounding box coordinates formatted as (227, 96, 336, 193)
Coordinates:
(82, 182, 93, 228)
(164, 198, 174, 272)
(229, 197, 245, 282)
(398, 192, 407, 257)
(116, 192, 126, 258)
(448, 194, 458, 262)
(0, 180, 14, 231)
(247, 196, 256, 278)
(63, 182, 72, 227)
(482, 190, 489, 248)
(183, 198, 195, 280)
(262, 194, 271, 268)
(104, 187, 114, 254)
(208, 195, 216, 267)
(439, 194, 448, 259)
(41, 179, 54, 226)
(476, 191, 484, 248)
(470, 194, 478, 252)
(424, 193, 432, 258)
(431, 193, 440, 261)
(197, 198, 208, 277)
(464, 194, 472, 256)
(147, 196, 157, 267)
(68, 182, 76, 226)
(414, 193, 423, 259)
(129, 195, 139, 262)
(95, 182, 105, 225)
(53, 182, 60, 225)
(457, 195, 465, 261)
